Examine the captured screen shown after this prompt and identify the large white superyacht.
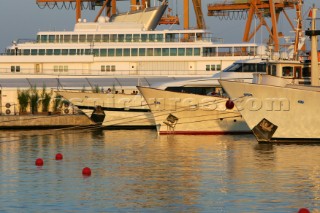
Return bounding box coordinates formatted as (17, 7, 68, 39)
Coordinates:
(0, 1, 258, 77)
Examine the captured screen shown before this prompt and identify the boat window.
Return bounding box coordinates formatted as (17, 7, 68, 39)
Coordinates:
(101, 65, 105, 72)
(64, 35, 71, 43)
(154, 48, 161, 56)
(125, 34, 132, 42)
(211, 65, 216, 71)
(102, 34, 109, 42)
(133, 34, 140, 42)
(218, 47, 232, 56)
(294, 66, 302, 78)
(92, 49, 99, 56)
(95, 34, 101, 42)
(165, 87, 213, 95)
(54, 49, 61, 55)
(100, 49, 107, 56)
(131, 48, 138, 56)
(162, 48, 169, 56)
(206, 65, 210, 71)
(87, 34, 94, 42)
(170, 48, 177, 56)
(149, 34, 155, 42)
(165, 33, 175, 42)
(85, 49, 91, 55)
(203, 47, 216, 56)
(178, 48, 185, 56)
(31, 49, 37, 55)
(147, 48, 153, 56)
(59, 35, 64, 43)
(39, 49, 45, 55)
(16, 66, 20, 72)
(49, 35, 55, 43)
(216, 65, 221, 71)
(269, 64, 276, 76)
(9, 49, 15, 55)
(108, 49, 115, 56)
(141, 34, 147, 42)
(54, 65, 58, 72)
(156, 34, 163, 42)
(11, 66, 15, 72)
(282, 66, 293, 77)
(106, 65, 110, 71)
(46, 49, 53, 55)
(37, 35, 40, 43)
(62, 49, 68, 55)
(118, 34, 124, 42)
(186, 48, 193, 56)
(111, 65, 116, 72)
(110, 34, 117, 42)
(234, 47, 247, 56)
(194, 48, 200, 56)
(71, 35, 78, 43)
(55, 35, 60, 43)
(79, 35, 86, 42)
(302, 67, 311, 77)
(116, 49, 122, 56)
(23, 49, 30, 55)
(139, 48, 145, 56)
(69, 49, 76, 55)
(123, 48, 130, 56)
(41, 35, 48, 43)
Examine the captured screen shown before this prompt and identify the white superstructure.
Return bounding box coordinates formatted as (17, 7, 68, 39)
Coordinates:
(1, 4, 260, 77)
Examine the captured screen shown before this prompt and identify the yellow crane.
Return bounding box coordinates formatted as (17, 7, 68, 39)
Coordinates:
(36, 0, 205, 30)
(207, 0, 303, 54)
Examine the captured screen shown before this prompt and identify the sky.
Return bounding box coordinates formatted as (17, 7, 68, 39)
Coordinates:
(0, 0, 319, 51)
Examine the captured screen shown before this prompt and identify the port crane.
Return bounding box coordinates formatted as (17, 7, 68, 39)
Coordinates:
(36, 0, 205, 29)
(207, 0, 304, 55)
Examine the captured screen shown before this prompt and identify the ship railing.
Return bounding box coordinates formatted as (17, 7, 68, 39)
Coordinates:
(17, 39, 37, 44)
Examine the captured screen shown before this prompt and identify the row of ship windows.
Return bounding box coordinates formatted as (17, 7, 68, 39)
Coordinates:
(11, 65, 219, 73)
(36, 33, 208, 43)
(10, 65, 117, 72)
(206, 64, 221, 71)
(9, 48, 201, 57)
(54, 65, 116, 72)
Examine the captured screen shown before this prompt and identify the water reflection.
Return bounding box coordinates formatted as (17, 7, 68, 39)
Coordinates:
(0, 130, 319, 212)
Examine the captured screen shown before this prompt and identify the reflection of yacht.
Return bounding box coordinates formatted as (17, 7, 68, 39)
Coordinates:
(219, 7, 320, 143)
(0, 2, 259, 77)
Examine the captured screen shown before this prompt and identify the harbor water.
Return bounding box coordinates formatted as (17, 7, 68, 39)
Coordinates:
(0, 129, 319, 212)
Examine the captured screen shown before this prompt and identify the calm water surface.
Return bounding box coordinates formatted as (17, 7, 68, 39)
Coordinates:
(0, 129, 319, 212)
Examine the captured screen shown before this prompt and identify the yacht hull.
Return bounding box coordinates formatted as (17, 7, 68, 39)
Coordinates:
(57, 90, 156, 128)
(220, 80, 320, 143)
(137, 86, 250, 135)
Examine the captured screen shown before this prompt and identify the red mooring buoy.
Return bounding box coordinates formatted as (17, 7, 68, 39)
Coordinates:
(35, 158, 44, 166)
(55, 153, 63, 160)
(298, 208, 310, 213)
(82, 167, 92, 176)
(225, 99, 235, 110)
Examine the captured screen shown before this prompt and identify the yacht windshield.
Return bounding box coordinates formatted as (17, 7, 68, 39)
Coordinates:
(223, 62, 266, 73)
